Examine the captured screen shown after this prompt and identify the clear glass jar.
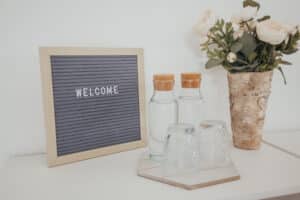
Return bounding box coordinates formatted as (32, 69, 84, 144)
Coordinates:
(149, 74, 177, 160)
(163, 124, 200, 175)
(198, 120, 231, 169)
(177, 73, 205, 131)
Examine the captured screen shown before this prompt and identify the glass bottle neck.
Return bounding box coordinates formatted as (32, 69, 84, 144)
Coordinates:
(151, 90, 175, 102)
(179, 88, 201, 98)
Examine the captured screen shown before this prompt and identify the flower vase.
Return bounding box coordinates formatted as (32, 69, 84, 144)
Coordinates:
(227, 71, 273, 150)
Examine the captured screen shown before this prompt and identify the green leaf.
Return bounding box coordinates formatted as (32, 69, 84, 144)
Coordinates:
(282, 48, 298, 55)
(240, 32, 257, 57)
(243, 0, 260, 10)
(228, 65, 251, 71)
(205, 59, 224, 69)
(236, 58, 249, 65)
(248, 52, 257, 63)
(249, 60, 259, 69)
(278, 67, 287, 85)
(278, 59, 292, 65)
(231, 42, 243, 53)
(257, 16, 271, 22)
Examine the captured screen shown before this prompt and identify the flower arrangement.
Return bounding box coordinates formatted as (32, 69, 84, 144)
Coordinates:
(194, 0, 300, 83)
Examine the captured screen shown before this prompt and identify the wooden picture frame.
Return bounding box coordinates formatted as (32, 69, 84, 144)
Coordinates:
(40, 47, 147, 167)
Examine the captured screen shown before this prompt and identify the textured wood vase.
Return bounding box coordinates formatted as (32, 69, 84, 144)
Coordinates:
(228, 71, 273, 150)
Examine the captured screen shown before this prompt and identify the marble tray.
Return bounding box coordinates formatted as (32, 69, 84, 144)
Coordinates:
(137, 153, 240, 190)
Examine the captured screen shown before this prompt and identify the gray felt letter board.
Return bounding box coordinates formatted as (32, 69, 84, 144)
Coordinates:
(40, 48, 146, 167)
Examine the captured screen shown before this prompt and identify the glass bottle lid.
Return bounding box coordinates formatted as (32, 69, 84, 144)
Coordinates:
(181, 73, 201, 88)
(153, 74, 175, 91)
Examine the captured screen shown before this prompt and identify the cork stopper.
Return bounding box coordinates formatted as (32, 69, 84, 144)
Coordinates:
(153, 74, 175, 91)
(181, 73, 201, 88)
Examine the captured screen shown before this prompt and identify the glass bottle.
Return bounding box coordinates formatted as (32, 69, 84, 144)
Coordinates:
(177, 73, 205, 131)
(149, 74, 177, 160)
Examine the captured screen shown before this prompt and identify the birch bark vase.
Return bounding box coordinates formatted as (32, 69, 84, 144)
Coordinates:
(228, 71, 273, 150)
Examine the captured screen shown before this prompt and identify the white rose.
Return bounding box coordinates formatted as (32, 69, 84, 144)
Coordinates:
(256, 20, 288, 45)
(233, 29, 244, 40)
(231, 22, 244, 40)
(227, 52, 237, 63)
(291, 28, 297, 35)
(232, 23, 240, 32)
(194, 9, 217, 38)
(248, 20, 257, 30)
(283, 24, 298, 35)
(231, 15, 242, 24)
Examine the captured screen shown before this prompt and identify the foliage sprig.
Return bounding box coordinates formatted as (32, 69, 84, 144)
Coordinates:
(199, 0, 300, 84)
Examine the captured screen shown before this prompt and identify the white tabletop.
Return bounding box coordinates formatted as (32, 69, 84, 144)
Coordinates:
(263, 131, 300, 159)
(1, 143, 300, 200)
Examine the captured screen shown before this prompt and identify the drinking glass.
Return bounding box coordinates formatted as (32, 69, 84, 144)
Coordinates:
(163, 124, 201, 175)
(198, 120, 231, 169)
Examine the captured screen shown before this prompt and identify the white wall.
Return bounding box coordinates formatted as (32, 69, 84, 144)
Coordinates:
(1, 0, 299, 166)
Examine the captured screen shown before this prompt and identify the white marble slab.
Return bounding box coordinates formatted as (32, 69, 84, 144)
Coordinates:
(137, 153, 240, 190)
